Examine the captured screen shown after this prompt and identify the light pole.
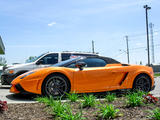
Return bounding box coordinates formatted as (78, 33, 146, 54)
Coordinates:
(144, 5, 151, 66)
(92, 40, 95, 53)
(125, 36, 130, 64)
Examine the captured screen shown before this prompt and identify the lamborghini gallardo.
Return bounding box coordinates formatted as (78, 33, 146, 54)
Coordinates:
(10, 56, 155, 97)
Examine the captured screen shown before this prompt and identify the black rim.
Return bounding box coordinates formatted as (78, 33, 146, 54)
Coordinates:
(135, 76, 150, 92)
(45, 76, 67, 97)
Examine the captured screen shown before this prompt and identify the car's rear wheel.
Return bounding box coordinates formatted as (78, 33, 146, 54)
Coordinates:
(42, 74, 70, 97)
(133, 75, 151, 92)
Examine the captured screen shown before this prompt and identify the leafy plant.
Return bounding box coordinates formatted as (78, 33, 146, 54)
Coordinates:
(51, 100, 67, 117)
(0, 100, 8, 112)
(35, 96, 56, 106)
(59, 104, 84, 120)
(105, 93, 116, 102)
(148, 108, 160, 120)
(98, 104, 120, 119)
(66, 92, 79, 102)
(126, 91, 144, 107)
(81, 94, 97, 108)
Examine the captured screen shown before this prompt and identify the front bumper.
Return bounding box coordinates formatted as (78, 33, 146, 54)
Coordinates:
(10, 84, 26, 94)
(1, 73, 15, 85)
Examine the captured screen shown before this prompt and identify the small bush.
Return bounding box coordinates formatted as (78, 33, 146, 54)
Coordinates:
(81, 94, 97, 108)
(66, 92, 79, 102)
(35, 96, 56, 106)
(0, 100, 8, 112)
(51, 100, 67, 117)
(98, 104, 120, 119)
(59, 104, 84, 120)
(126, 91, 144, 107)
(105, 93, 116, 102)
(148, 108, 160, 120)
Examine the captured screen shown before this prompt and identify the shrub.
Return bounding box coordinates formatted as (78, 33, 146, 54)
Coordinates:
(105, 93, 116, 102)
(35, 96, 56, 106)
(51, 100, 67, 117)
(98, 104, 120, 119)
(81, 94, 97, 108)
(0, 100, 8, 112)
(66, 92, 79, 102)
(59, 104, 84, 120)
(126, 91, 144, 107)
(148, 108, 160, 120)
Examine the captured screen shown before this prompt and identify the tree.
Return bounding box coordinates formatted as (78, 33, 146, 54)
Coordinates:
(0, 57, 7, 66)
(25, 56, 37, 63)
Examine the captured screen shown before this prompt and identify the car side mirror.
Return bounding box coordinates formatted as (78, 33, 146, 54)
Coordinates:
(75, 62, 86, 71)
(36, 60, 44, 65)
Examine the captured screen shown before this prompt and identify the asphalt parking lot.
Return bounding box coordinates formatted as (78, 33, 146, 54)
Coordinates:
(0, 77, 160, 104)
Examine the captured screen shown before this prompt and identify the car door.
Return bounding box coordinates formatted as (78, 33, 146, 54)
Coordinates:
(73, 58, 117, 92)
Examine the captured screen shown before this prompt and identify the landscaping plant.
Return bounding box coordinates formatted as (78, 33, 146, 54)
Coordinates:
(81, 94, 97, 108)
(35, 96, 56, 106)
(148, 108, 160, 120)
(66, 92, 79, 102)
(0, 100, 8, 112)
(59, 104, 84, 120)
(98, 104, 120, 119)
(105, 93, 116, 102)
(126, 91, 144, 107)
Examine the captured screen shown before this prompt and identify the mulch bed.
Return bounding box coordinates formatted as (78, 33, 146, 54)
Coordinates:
(0, 97, 160, 120)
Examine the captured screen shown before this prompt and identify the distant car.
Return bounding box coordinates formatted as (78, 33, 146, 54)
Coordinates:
(1, 52, 98, 85)
(10, 56, 155, 97)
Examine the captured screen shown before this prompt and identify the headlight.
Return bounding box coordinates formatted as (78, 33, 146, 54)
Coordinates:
(20, 71, 35, 79)
(5, 69, 15, 74)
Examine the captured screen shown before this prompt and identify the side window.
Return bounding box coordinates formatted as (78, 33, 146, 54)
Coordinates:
(66, 58, 107, 68)
(40, 54, 58, 64)
(66, 62, 76, 68)
(61, 53, 71, 61)
(80, 58, 106, 67)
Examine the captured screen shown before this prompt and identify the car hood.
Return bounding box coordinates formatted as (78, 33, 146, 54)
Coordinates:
(6, 62, 35, 70)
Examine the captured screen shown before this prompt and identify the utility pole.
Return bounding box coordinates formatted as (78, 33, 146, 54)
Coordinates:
(144, 5, 151, 66)
(92, 40, 95, 53)
(125, 36, 130, 64)
(149, 23, 155, 63)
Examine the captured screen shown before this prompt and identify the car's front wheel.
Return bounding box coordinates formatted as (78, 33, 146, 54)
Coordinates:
(133, 74, 151, 92)
(42, 74, 70, 97)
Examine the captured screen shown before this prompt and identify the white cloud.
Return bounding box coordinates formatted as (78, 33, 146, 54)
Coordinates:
(48, 22, 56, 27)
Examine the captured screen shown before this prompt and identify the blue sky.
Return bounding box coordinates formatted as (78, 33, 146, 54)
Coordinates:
(0, 0, 160, 65)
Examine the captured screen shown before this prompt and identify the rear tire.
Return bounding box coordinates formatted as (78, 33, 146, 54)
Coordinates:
(133, 74, 151, 92)
(42, 74, 70, 97)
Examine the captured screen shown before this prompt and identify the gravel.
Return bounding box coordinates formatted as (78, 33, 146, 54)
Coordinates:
(0, 97, 159, 120)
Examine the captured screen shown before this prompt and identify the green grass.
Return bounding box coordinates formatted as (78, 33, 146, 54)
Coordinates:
(81, 94, 97, 108)
(148, 108, 160, 120)
(154, 73, 160, 77)
(126, 91, 145, 107)
(105, 93, 116, 102)
(66, 92, 79, 102)
(98, 104, 120, 119)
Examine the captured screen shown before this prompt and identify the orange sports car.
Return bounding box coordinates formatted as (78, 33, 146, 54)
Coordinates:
(10, 56, 155, 97)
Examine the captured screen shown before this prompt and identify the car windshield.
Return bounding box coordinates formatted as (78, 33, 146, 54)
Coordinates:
(26, 53, 45, 63)
(52, 56, 83, 67)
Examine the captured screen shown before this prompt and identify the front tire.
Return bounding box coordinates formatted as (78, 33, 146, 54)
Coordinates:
(42, 74, 70, 97)
(133, 75, 151, 92)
